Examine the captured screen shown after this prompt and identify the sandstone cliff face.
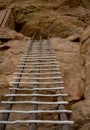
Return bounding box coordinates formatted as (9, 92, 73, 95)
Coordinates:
(51, 37, 84, 102)
(71, 26, 90, 130)
(51, 26, 90, 130)
(0, 0, 90, 130)
(0, 29, 29, 102)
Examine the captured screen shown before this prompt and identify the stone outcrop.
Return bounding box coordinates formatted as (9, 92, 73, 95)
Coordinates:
(51, 28, 90, 129)
(0, 0, 90, 37)
(71, 26, 90, 130)
(0, 30, 29, 102)
(51, 38, 85, 101)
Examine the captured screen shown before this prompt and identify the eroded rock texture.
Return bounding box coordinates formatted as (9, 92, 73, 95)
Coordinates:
(0, 0, 90, 130)
(0, 0, 90, 37)
(51, 26, 90, 129)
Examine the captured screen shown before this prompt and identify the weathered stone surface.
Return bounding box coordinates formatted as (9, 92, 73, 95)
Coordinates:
(85, 85, 90, 99)
(78, 123, 90, 130)
(51, 38, 85, 101)
(0, 34, 30, 85)
(80, 26, 90, 43)
(80, 38, 90, 99)
(0, 0, 89, 37)
(0, 27, 28, 40)
(72, 100, 90, 121)
(0, 1, 90, 130)
(71, 28, 90, 130)
(81, 0, 90, 8)
(66, 34, 80, 42)
(71, 100, 90, 130)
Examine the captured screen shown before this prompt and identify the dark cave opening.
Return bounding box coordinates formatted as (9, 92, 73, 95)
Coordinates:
(15, 23, 48, 39)
(15, 21, 49, 40)
(0, 38, 11, 43)
(15, 22, 24, 33)
(71, 37, 80, 42)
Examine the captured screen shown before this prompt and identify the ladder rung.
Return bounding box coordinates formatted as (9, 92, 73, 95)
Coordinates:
(16, 68, 60, 71)
(24, 49, 53, 50)
(0, 120, 74, 125)
(1, 101, 68, 105)
(24, 49, 53, 51)
(11, 81, 64, 85)
(9, 87, 64, 91)
(24, 53, 54, 55)
(17, 65, 59, 67)
(13, 76, 62, 80)
(22, 56, 56, 58)
(21, 60, 56, 62)
(22, 56, 56, 60)
(17, 64, 60, 69)
(23, 55, 55, 56)
(25, 51, 54, 53)
(19, 62, 57, 64)
(24, 51, 53, 53)
(5, 93, 68, 97)
(14, 72, 61, 75)
(21, 58, 56, 60)
(20, 59, 56, 61)
(0, 110, 72, 114)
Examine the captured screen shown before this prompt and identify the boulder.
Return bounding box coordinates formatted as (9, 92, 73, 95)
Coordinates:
(0, 36, 30, 85)
(78, 123, 90, 130)
(72, 100, 90, 121)
(71, 100, 90, 130)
